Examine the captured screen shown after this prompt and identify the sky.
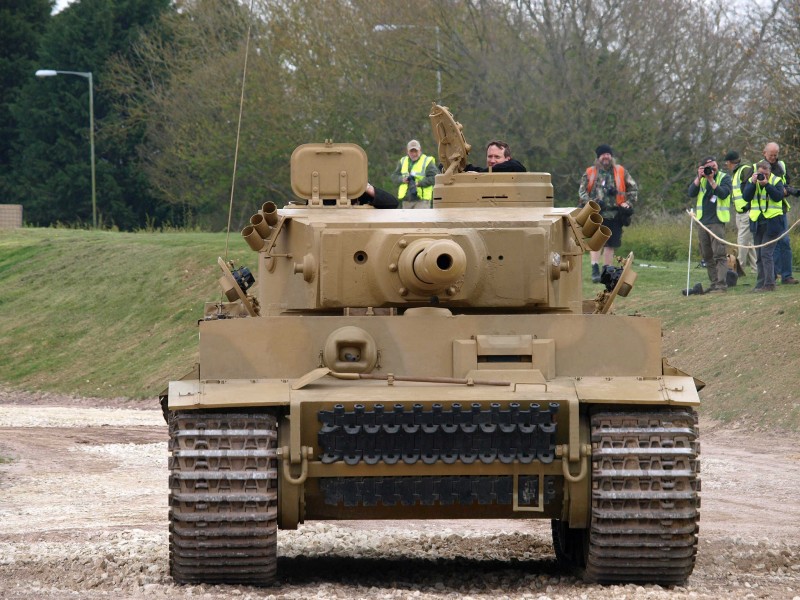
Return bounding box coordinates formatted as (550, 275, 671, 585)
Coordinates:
(53, 0, 74, 14)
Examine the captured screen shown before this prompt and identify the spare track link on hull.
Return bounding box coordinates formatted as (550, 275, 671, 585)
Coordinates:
(318, 401, 559, 465)
(320, 475, 559, 507)
(586, 408, 700, 585)
(168, 410, 278, 586)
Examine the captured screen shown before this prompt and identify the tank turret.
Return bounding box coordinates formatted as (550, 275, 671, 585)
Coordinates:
(231, 107, 618, 315)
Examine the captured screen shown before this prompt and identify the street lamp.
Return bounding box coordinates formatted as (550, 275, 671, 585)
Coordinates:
(35, 69, 97, 229)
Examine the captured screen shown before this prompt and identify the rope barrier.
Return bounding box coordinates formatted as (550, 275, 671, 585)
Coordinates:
(685, 209, 800, 249)
(684, 209, 799, 296)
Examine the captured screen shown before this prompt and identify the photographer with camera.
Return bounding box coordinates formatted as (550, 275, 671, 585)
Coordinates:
(742, 159, 786, 292)
(687, 156, 732, 293)
(391, 139, 437, 209)
(762, 142, 799, 284)
(578, 144, 638, 283)
(725, 151, 758, 274)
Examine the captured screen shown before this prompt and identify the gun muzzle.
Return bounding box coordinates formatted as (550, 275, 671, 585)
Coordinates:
(398, 238, 467, 295)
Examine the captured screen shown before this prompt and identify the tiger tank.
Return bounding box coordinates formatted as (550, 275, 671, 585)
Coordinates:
(162, 104, 701, 587)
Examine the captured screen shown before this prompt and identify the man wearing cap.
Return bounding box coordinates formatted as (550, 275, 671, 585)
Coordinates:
(391, 140, 437, 209)
(724, 150, 757, 274)
(687, 156, 732, 293)
(578, 144, 638, 283)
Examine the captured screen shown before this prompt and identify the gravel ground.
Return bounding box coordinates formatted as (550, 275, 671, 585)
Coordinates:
(1, 389, 799, 600)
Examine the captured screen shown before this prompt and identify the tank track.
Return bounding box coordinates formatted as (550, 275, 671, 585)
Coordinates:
(168, 410, 278, 586)
(318, 402, 558, 465)
(320, 475, 558, 507)
(583, 407, 700, 585)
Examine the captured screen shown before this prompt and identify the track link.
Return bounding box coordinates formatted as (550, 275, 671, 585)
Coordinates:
(168, 411, 278, 585)
(585, 408, 700, 584)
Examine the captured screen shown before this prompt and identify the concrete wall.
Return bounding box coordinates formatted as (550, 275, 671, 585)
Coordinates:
(0, 204, 22, 228)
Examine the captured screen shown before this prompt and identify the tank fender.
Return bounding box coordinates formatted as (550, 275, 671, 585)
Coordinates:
(167, 379, 292, 410)
(573, 375, 700, 405)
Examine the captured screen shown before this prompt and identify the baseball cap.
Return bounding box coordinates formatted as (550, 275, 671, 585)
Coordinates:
(407, 140, 421, 151)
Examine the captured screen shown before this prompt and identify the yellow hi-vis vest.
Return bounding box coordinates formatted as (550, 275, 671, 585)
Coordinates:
(731, 164, 750, 213)
(695, 171, 730, 223)
(748, 172, 784, 221)
(772, 159, 791, 213)
(398, 154, 435, 201)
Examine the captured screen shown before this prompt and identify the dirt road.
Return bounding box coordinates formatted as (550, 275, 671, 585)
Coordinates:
(1, 394, 799, 600)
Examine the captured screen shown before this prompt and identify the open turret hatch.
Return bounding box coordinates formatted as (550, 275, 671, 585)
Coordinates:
(290, 141, 368, 206)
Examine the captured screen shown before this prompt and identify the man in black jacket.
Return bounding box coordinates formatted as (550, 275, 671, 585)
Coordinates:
(466, 140, 527, 173)
(355, 183, 399, 208)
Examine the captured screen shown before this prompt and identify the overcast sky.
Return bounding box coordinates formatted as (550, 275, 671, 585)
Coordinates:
(53, 0, 74, 14)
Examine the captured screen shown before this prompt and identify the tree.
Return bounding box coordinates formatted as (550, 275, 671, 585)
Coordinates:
(105, 0, 789, 228)
(12, 0, 172, 228)
(0, 0, 53, 205)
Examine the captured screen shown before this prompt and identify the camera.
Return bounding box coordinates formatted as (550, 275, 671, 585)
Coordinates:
(406, 174, 418, 198)
(703, 166, 713, 176)
(757, 173, 766, 182)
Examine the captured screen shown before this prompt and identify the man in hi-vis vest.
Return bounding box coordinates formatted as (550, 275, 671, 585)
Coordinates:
(724, 150, 757, 274)
(742, 159, 786, 292)
(763, 142, 799, 285)
(391, 139, 437, 209)
(687, 156, 732, 293)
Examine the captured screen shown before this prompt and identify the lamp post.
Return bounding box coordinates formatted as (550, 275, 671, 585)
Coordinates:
(35, 69, 97, 229)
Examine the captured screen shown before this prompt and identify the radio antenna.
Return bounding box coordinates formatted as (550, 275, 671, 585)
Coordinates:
(224, 0, 257, 261)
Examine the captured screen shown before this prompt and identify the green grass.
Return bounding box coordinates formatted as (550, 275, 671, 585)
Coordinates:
(585, 237, 800, 431)
(0, 228, 250, 398)
(1, 223, 798, 431)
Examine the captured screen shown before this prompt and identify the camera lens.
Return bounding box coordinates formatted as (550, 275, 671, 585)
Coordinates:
(757, 173, 765, 181)
(703, 166, 713, 176)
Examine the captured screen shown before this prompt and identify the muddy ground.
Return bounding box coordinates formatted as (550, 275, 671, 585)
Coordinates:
(1, 391, 799, 600)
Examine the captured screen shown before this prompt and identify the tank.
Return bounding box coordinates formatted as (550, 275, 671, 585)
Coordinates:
(162, 104, 701, 587)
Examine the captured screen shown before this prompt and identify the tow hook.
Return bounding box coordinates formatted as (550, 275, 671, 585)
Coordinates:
(277, 446, 312, 485)
(556, 443, 592, 483)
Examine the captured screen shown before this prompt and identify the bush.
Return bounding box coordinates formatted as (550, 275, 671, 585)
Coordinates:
(618, 210, 800, 264)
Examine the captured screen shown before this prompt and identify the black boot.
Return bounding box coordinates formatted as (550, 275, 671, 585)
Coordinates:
(591, 263, 600, 283)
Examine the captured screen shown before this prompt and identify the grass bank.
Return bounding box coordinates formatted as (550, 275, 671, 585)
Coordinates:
(1, 224, 798, 430)
(0, 228, 250, 398)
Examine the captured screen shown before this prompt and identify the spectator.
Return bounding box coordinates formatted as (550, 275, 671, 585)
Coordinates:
(687, 156, 732, 293)
(355, 183, 398, 209)
(465, 140, 527, 173)
(724, 150, 757, 274)
(762, 142, 798, 284)
(391, 140, 437, 209)
(578, 144, 638, 283)
(742, 159, 785, 292)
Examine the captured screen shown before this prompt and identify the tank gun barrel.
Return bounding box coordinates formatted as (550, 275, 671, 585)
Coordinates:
(413, 239, 466, 285)
(398, 238, 467, 295)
